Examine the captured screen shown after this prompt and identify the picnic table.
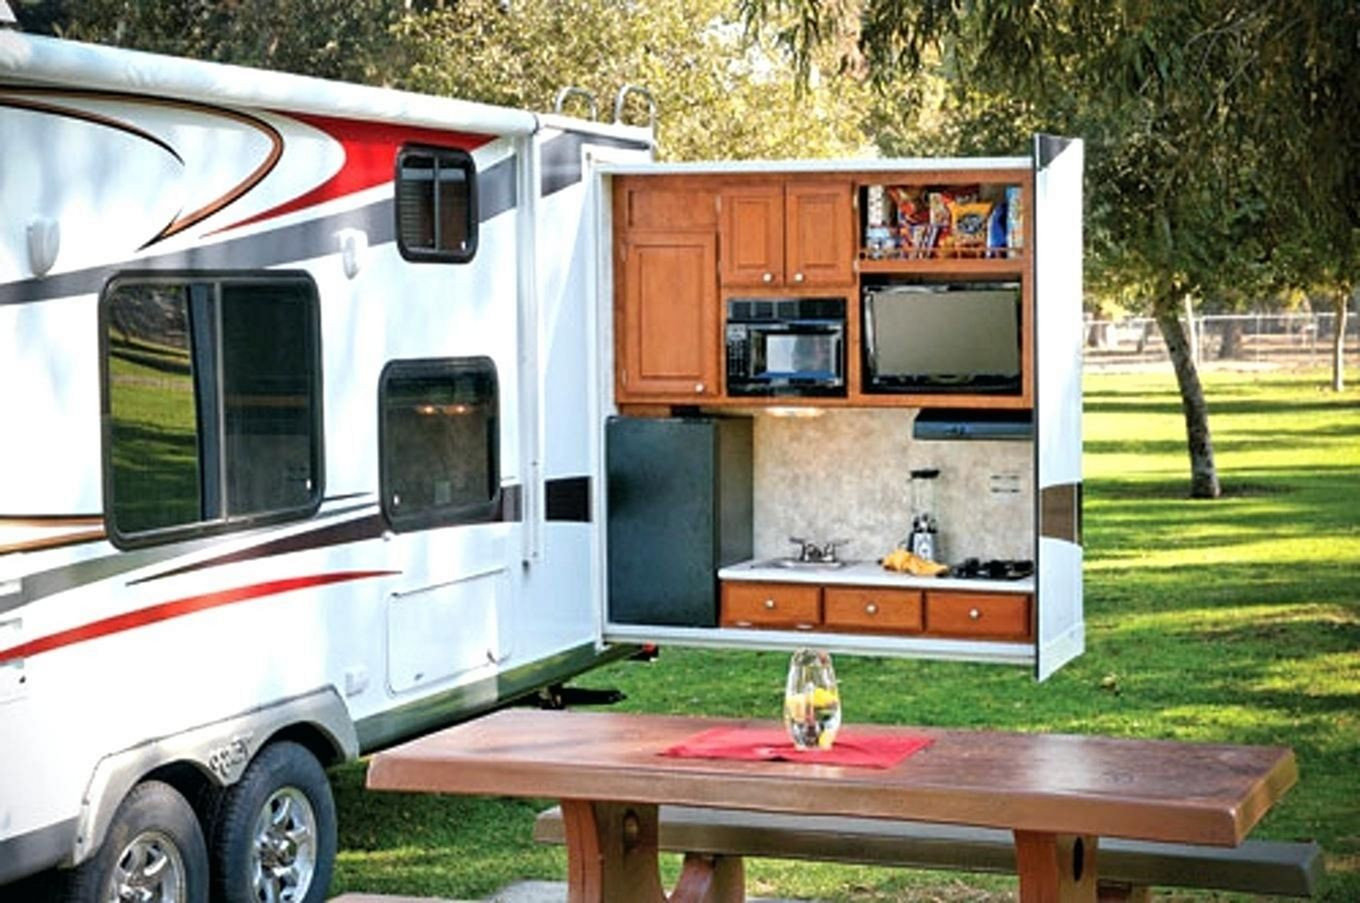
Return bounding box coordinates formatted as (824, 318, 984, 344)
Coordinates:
(366, 709, 1298, 903)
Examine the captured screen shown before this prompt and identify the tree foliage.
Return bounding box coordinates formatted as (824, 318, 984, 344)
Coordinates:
(388, 0, 874, 161)
(37, 0, 402, 83)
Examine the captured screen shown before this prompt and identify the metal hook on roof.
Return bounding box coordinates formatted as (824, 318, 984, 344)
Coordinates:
(553, 87, 598, 120)
(613, 84, 656, 128)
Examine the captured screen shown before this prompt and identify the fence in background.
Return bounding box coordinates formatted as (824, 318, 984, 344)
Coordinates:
(1085, 311, 1359, 369)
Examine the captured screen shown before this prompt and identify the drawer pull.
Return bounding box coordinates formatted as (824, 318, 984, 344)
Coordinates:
(969, 608, 981, 620)
(694, 382, 705, 393)
(865, 602, 878, 615)
(762, 272, 774, 283)
(764, 598, 776, 610)
(796, 623, 815, 631)
(793, 272, 805, 283)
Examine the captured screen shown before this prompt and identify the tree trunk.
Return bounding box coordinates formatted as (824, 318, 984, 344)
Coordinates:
(1218, 317, 1244, 359)
(1156, 302, 1221, 498)
(1333, 286, 1349, 392)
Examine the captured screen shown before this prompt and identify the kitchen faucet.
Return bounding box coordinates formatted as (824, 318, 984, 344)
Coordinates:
(789, 537, 849, 564)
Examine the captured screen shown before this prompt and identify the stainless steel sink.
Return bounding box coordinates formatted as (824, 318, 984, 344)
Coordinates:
(755, 557, 851, 571)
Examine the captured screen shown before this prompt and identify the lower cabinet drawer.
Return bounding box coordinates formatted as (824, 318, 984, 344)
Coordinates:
(721, 582, 820, 630)
(823, 586, 923, 633)
(925, 591, 1032, 640)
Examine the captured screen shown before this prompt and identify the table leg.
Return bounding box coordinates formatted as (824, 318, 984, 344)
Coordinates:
(559, 799, 744, 903)
(1014, 831, 1098, 902)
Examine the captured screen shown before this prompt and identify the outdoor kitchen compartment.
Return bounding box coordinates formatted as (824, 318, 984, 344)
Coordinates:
(606, 416, 753, 627)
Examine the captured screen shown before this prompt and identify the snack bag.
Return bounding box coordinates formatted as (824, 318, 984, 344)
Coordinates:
(950, 200, 993, 255)
(987, 199, 1008, 257)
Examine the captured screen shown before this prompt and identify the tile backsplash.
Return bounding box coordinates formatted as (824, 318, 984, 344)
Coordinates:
(752, 409, 1034, 563)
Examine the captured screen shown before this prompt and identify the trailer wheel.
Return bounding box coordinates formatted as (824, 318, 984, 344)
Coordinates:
(64, 780, 209, 903)
(210, 741, 335, 903)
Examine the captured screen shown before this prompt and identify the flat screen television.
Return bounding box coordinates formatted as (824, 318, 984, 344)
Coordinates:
(862, 281, 1022, 394)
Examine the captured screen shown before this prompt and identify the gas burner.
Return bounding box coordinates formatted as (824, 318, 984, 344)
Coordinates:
(949, 558, 1035, 581)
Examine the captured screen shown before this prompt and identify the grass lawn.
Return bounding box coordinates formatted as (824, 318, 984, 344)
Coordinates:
(329, 367, 1359, 901)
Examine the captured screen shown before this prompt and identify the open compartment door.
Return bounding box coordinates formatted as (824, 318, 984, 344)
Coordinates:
(1033, 135, 1085, 680)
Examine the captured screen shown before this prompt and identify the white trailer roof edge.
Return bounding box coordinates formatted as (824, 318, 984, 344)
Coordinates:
(0, 30, 539, 136)
(598, 156, 1032, 175)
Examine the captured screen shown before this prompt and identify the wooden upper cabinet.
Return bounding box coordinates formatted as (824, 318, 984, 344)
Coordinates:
(786, 181, 854, 287)
(720, 181, 853, 289)
(620, 182, 719, 231)
(718, 184, 784, 287)
(617, 232, 719, 399)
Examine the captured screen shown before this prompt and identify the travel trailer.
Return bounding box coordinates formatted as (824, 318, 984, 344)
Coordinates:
(0, 26, 1084, 903)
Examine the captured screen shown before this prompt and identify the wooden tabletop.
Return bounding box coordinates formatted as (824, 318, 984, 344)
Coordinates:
(367, 709, 1297, 847)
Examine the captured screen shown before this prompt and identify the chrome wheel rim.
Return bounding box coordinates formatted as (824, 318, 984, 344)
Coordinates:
(249, 787, 317, 903)
(106, 829, 186, 903)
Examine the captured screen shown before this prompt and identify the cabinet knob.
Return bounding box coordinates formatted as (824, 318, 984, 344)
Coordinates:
(865, 602, 878, 615)
(762, 272, 774, 283)
(694, 382, 705, 393)
(793, 272, 805, 283)
(969, 608, 982, 620)
(764, 598, 776, 610)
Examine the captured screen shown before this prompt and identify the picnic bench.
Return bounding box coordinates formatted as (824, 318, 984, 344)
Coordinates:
(535, 804, 1322, 899)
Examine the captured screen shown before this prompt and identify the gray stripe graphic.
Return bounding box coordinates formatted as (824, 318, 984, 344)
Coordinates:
(1, 154, 518, 306)
(539, 132, 651, 198)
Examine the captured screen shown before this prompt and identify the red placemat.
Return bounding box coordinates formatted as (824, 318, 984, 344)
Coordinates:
(661, 726, 933, 769)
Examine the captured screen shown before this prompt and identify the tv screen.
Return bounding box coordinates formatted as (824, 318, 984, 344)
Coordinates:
(863, 282, 1021, 393)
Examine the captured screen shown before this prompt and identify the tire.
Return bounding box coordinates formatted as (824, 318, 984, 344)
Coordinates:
(209, 741, 335, 903)
(64, 780, 209, 903)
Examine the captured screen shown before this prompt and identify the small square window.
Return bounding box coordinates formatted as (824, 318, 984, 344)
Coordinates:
(380, 357, 500, 531)
(396, 145, 477, 263)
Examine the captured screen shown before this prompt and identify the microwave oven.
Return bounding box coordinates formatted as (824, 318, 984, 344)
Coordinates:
(862, 281, 1022, 394)
(725, 297, 846, 397)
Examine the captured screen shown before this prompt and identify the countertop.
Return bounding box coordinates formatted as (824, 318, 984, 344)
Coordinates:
(718, 559, 1035, 594)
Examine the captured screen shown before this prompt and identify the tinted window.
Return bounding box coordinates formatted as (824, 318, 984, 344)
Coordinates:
(103, 275, 322, 545)
(381, 358, 499, 530)
(396, 145, 477, 263)
(105, 284, 203, 533)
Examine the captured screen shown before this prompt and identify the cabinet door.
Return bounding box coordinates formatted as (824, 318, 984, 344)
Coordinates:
(719, 185, 784, 287)
(721, 582, 820, 629)
(1033, 135, 1086, 680)
(619, 232, 719, 399)
(785, 181, 854, 287)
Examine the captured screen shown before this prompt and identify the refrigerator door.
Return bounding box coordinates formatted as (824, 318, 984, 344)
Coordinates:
(606, 417, 752, 627)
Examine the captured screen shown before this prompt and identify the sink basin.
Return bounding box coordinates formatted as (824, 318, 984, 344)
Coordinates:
(755, 557, 851, 571)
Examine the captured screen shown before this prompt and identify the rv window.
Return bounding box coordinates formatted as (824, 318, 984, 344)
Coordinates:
(102, 275, 322, 546)
(396, 145, 477, 263)
(380, 358, 499, 531)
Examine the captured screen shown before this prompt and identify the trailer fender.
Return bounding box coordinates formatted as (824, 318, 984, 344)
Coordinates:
(70, 686, 358, 867)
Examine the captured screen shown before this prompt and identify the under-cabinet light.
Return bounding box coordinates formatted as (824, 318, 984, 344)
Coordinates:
(763, 406, 826, 418)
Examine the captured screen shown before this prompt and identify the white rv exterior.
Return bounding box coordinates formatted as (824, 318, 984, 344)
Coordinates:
(1, 28, 1087, 903)
(1, 30, 650, 902)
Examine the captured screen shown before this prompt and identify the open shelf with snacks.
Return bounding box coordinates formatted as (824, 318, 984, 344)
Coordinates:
(855, 174, 1029, 275)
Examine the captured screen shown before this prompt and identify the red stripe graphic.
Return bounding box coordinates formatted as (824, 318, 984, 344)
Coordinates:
(217, 112, 495, 233)
(0, 570, 396, 665)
